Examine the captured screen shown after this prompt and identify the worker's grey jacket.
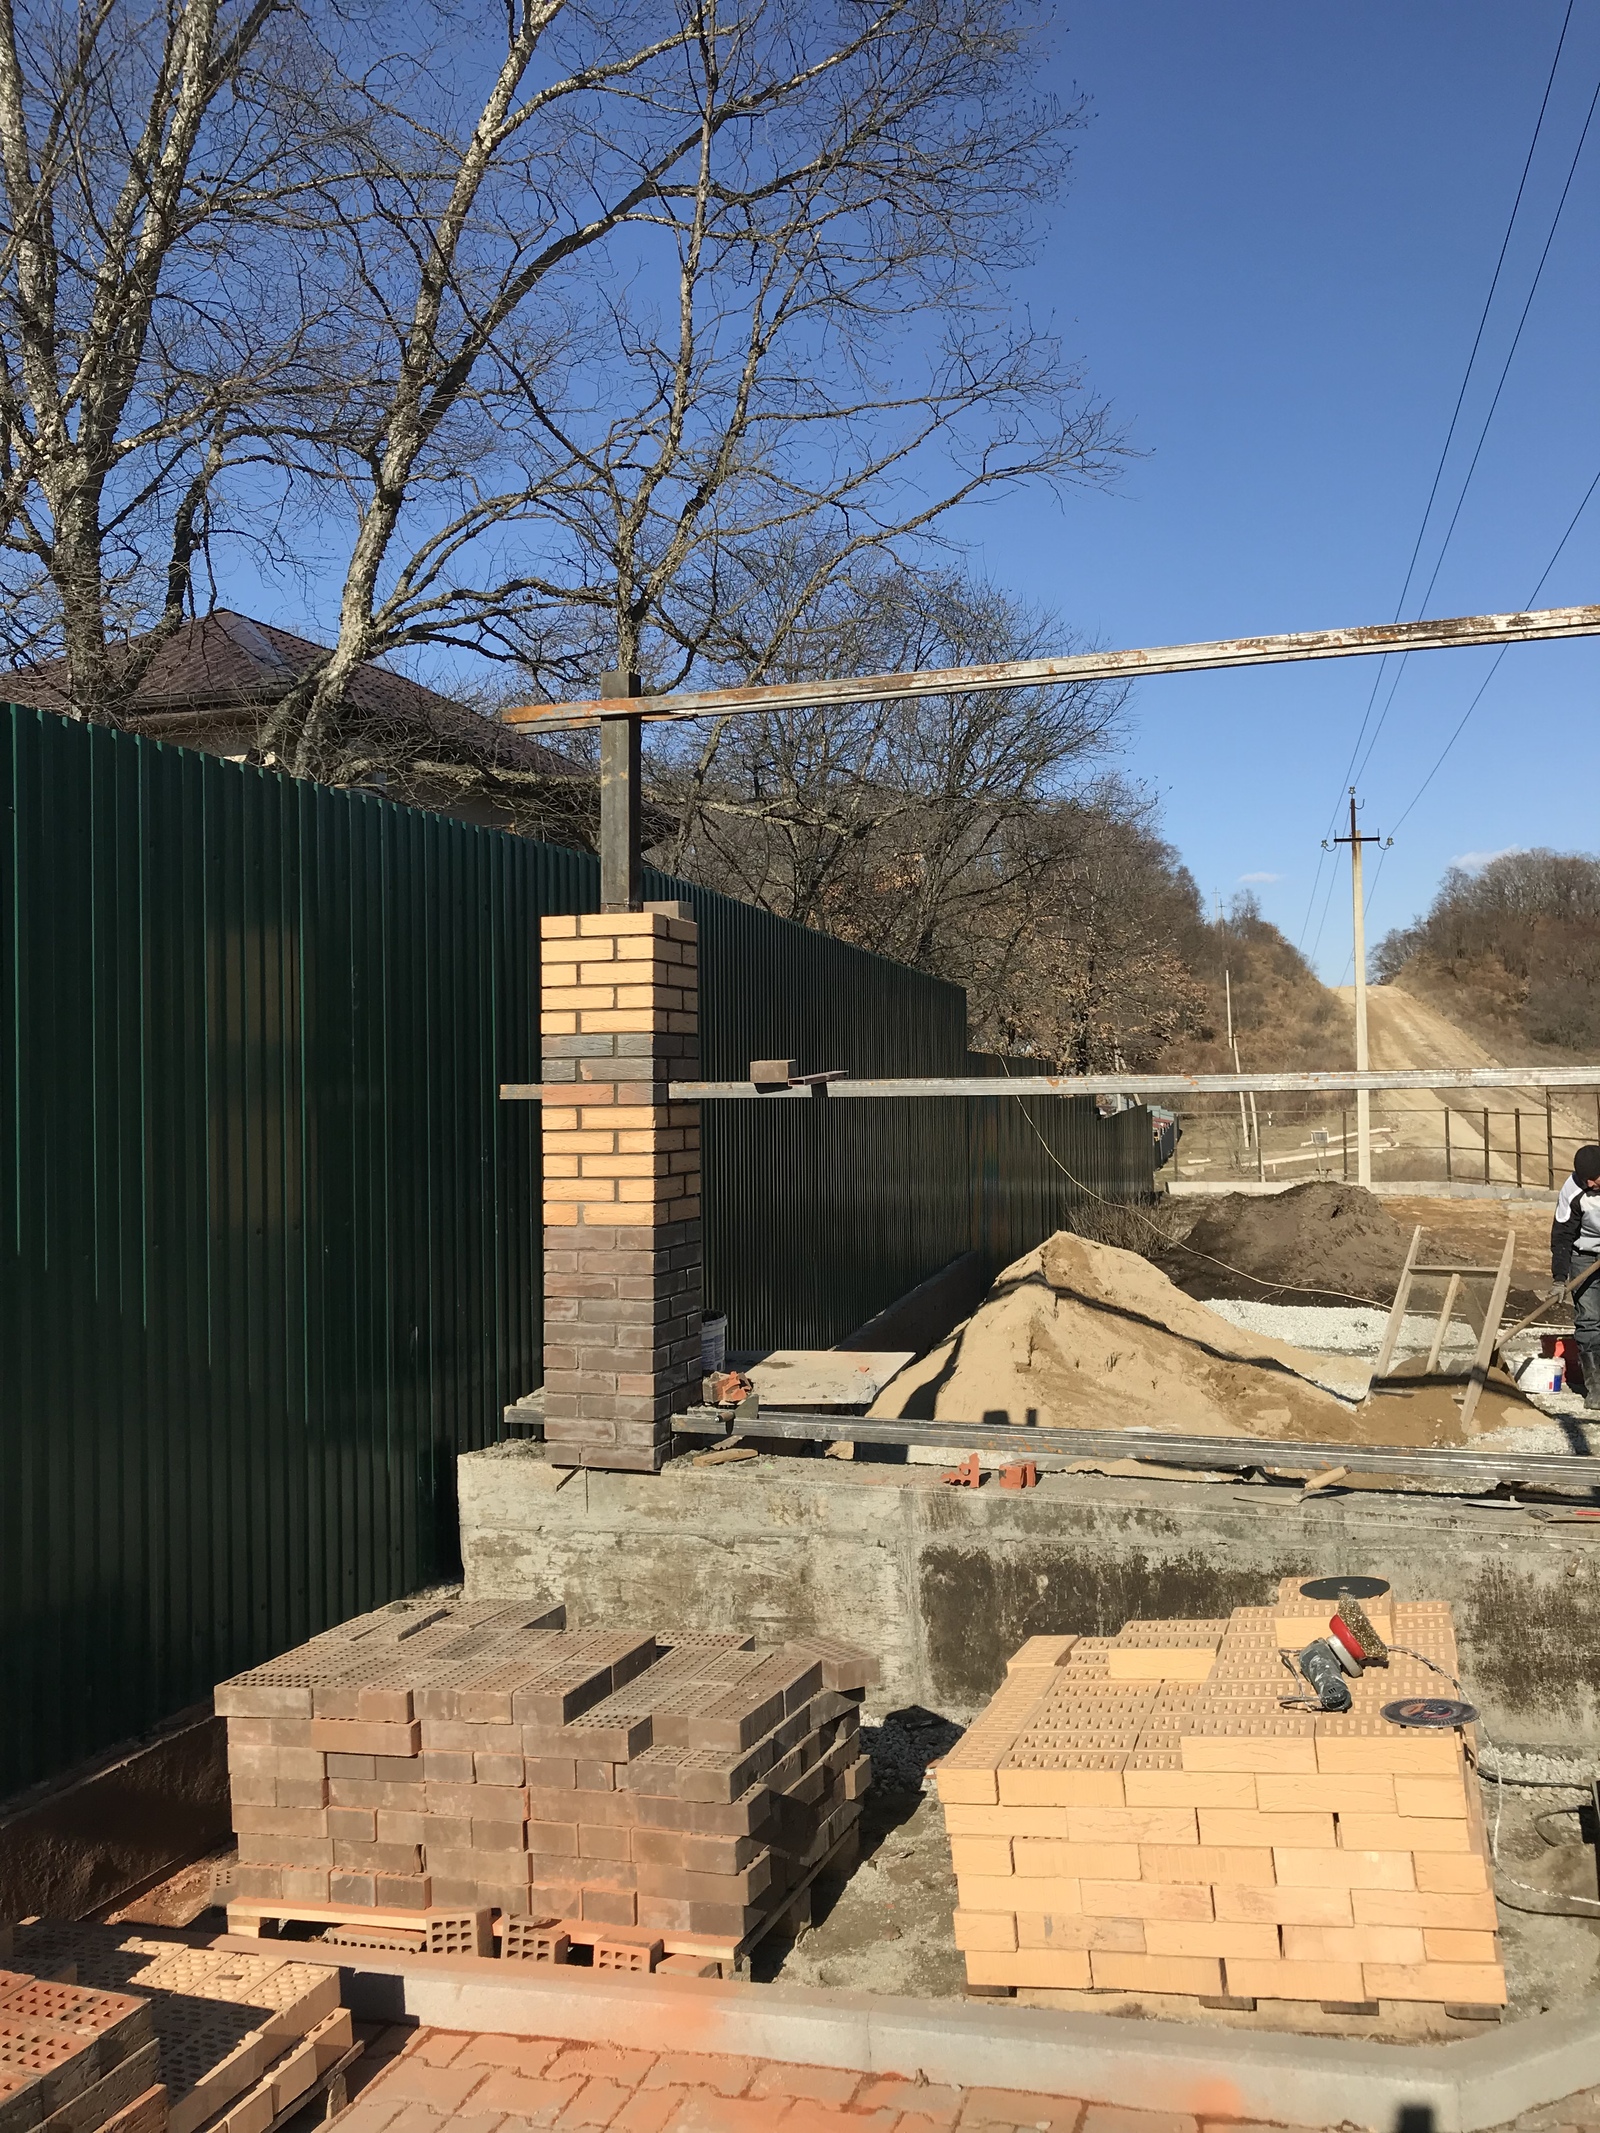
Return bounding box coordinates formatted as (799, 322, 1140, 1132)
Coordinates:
(1551, 1174, 1600, 1279)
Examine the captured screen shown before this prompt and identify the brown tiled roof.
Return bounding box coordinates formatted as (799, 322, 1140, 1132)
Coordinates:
(5, 610, 576, 779)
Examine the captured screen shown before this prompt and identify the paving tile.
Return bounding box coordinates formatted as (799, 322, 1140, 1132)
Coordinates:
(555, 2079, 635, 2127)
(380, 2106, 458, 2133)
(745, 2066, 863, 2104)
(658, 2093, 773, 2133)
(772, 2102, 900, 2132)
(380, 2060, 495, 2111)
(959, 2094, 1084, 2131)
(547, 2047, 659, 2089)
(640, 2056, 757, 2097)
(458, 2039, 569, 2077)
(412, 2033, 476, 2067)
(853, 2079, 964, 2122)
(470, 2068, 590, 2122)
(327, 2096, 416, 2133)
(1079, 2112, 1195, 2133)
(610, 2092, 690, 2133)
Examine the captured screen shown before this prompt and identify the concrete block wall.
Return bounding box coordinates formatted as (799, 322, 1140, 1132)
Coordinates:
(539, 908, 702, 1472)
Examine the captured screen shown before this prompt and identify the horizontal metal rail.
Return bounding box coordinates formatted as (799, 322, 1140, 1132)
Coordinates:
(501, 1066, 1600, 1101)
(673, 1408, 1598, 1495)
(503, 602, 1600, 730)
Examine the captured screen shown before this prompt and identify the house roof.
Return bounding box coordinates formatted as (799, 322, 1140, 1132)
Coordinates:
(5, 610, 576, 779)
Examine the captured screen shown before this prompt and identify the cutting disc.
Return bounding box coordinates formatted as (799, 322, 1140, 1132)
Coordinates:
(1300, 1576, 1390, 1600)
(1381, 1696, 1478, 1729)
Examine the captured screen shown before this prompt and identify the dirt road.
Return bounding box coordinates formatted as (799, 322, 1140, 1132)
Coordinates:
(1332, 983, 1600, 1187)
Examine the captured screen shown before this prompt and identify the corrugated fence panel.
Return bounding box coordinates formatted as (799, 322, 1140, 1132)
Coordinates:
(0, 707, 1151, 1796)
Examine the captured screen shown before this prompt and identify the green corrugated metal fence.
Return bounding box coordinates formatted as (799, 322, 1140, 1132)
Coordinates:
(1, 707, 1150, 1796)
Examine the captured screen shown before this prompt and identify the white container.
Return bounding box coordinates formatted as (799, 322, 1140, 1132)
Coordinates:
(1517, 1355, 1565, 1394)
(700, 1314, 728, 1375)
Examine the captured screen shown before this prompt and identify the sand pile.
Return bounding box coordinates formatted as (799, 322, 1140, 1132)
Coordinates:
(869, 1230, 1524, 1447)
(1161, 1180, 1410, 1306)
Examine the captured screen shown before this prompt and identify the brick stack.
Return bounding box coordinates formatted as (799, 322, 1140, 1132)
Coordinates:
(937, 1585, 1504, 2014)
(3, 1930, 349, 2133)
(539, 906, 702, 1473)
(215, 1600, 874, 1952)
(0, 1972, 158, 2133)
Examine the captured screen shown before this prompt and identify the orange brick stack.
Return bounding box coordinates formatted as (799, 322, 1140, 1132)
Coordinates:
(0, 1973, 159, 2133)
(539, 907, 702, 1473)
(937, 1584, 1504, 2013)
(216, 1599, 873, 1949)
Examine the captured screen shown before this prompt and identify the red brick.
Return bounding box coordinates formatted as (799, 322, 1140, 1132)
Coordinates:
(555, 2078, 636, 2126)
(377, 2059, 489, 2110)
(408, 2032, 472, 2065)
(454, 2035, 565, 2075)
(546, 2045, 658, 2087)
(612, 2092, 688, 2133)
(469, 2066, 587, 2118)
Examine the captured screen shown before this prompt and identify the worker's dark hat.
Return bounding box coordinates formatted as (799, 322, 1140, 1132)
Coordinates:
(1576, 1144, 1600, 1182)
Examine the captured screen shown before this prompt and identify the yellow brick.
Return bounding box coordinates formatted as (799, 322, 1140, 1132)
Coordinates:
(1143, 1920, 1279, 1960)
(542, 1178, 614, 1202)
(1141, 1845, 1275, 1886)
(540, 1011, 577, 1035)
(1352, 1887, 1495, 1930)
(618, 1131, 683, 1155)
(542, 1154, 579, 1178)
(1123, 1771, 1256, 1810)
(1225, 1957, 1365, 2004)
(1016, 1913, 1144, 1953)
(1255, 1774, 1396, 1815)
(949, 1837, 1012, 1877)
(1080, 1880, 1213, 1923)
(960, 1874, 1077, 1913)
(1423, 1929, 1498, 1963)
(541, 1108, 580, 1132)
(1006, 1636, 1078, 1671)
(1181, 1738, 1318, 1775)
(1090, 1951, 1221, 1996)
(997, 1770, 1125, 1807)
(1414, 1852, 1489, 1895)
(543, 1202, 577, 1226)
(1275, 1847, 1414, 1890)
(1105, 1649, 1217, 1682)
(952, 1909, 1016, 1951)
(1314, 1734, 1461, 1776)
(543, 985, 611, 1010)
(1393, 1775, 1470, 1819)
(1338, 1814, 1471, 1854)
(1012, 1840, 1141, 1880)
(598, 1202, 661, 1226)
(544, 1129, 619, 1152)
(579, 1009, 664, 1034)
(1281, 1924, 1426, 1965)
(933, 1768, 997, 1807)
(1199, 1809, 1335, 1850)
(539, 962, 579, 988)
(943, 1806, 1065, 1837)
(965, 1950, 1091, 1989)
(614, 986, 662, 1009)
(1363, 1961, 1506, 2006)
(577, 912, 661, 935)
(580, 1154, 670, 1179)
(1213, 1883, 1353, 1927)
(1064, 1806, 1198, 1845)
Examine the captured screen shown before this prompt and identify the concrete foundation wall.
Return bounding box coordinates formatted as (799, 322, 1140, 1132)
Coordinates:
(459, 1442, 1600, 1747)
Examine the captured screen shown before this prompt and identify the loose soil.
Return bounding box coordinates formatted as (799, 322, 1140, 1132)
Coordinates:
(870, 1225, 1542, 1446)
(1160, 1179, 1411, 1308)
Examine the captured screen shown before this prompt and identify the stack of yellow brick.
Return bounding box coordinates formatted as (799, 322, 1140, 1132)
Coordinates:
(936, 1582, 1504, 2013)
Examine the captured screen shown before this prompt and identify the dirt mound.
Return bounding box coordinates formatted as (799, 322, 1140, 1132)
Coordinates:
(870, 1229, 1529, 1448)
(1162, 1181, 1410, 1307)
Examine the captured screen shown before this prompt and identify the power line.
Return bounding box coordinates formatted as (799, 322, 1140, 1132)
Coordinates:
(1386, 460, 1600, 837)
(1295, 2, 1575, 952)
(1348, 55, 1600, 790)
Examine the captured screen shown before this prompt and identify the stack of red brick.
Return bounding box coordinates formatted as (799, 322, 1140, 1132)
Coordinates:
(0, 1972, 160, 2133)
(215, 1598, 874, 1947)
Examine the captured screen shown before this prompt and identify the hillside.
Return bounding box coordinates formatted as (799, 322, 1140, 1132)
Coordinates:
(1158, 896, 1346, 1076)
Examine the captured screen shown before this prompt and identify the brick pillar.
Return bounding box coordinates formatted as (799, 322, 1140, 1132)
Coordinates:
(539, 903, 701, 1471)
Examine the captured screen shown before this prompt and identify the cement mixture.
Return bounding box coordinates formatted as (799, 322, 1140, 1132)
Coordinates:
(868, 1229, 1536, 1446)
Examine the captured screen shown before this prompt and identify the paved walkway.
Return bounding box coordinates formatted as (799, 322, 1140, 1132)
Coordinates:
(334, 2024, 1284, 2133)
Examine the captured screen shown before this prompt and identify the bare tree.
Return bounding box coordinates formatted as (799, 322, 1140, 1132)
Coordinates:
(0, 0, 351, 711)
(258, 0, 1119, 776)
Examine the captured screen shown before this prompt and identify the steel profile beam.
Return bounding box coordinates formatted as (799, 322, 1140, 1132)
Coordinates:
(503, 602, 1600, 731)
(500, 1063, 1600, 1101)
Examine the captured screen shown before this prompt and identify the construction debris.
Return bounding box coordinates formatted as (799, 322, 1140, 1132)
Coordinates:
(935, 1582, 1503, 2019)
(213, 1597, 875, 1958)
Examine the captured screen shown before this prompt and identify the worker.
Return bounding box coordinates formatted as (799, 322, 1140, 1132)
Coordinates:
(1551, 1143, 1600, 1412)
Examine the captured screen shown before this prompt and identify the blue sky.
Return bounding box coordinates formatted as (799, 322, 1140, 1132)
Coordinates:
(952, 0, 1600, 978)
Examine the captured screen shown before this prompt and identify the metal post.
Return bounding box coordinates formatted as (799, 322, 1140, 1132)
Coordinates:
(1548, 1091, 1555, 1187)
(1445, 1108, 1452, 1183)
(598, 670, 642, 912)
(1348, 800, 1372, 1187)
(1342, 1107, 1348, 1182)
(1482, 1107, 1490, 1185)
(1515, 1110, 1522, 1188)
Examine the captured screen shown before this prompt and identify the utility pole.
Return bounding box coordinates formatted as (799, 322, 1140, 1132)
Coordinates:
(1326, 791, 1390, 1188)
